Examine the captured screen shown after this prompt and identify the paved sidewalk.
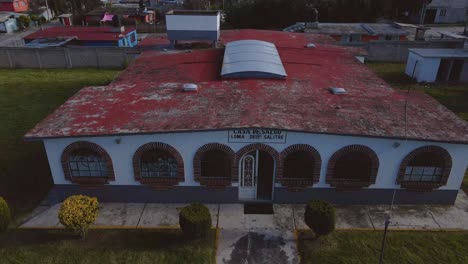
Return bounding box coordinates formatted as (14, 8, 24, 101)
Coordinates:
(20, 191, 468, 263)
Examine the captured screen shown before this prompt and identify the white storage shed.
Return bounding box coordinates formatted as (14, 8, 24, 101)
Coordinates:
(405, 48, 468, 83)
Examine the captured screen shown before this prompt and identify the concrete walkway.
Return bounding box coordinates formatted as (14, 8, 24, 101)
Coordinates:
(20, 191, 468, 263)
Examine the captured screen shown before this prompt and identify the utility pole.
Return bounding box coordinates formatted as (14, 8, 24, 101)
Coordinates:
(464, 15, 467, 36)
(419, 1, 429, 25)
(379, 216, 391, 264)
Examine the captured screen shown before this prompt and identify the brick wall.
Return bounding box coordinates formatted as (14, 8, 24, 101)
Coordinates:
(0, 46, 140, 69)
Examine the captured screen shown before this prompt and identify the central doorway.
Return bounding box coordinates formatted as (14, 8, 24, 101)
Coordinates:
(239, 150, 274, 201)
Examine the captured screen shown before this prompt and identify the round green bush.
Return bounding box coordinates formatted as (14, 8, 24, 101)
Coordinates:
(304, 200, 335, 237)
(179, 203, 212, 239)
(58, 195, 99, 239)
(0, 197, 11, 232)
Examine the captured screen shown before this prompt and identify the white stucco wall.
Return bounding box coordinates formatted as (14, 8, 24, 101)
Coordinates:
(43, 130, 468, 191)
(405, 52, 441, 82)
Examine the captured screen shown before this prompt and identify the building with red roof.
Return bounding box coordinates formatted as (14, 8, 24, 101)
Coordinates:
(23, 26, 138, 47)
(26, 29, 468, 205)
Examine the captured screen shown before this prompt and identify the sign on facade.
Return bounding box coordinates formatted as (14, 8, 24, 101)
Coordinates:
(228, 129, 287, 143)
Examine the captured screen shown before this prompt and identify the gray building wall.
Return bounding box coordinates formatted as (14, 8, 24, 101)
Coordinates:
(0, 46, 140, 69)
(366, 39, 464, 62)
(44, 185, 459, 205)
(461, 59, 468, 82)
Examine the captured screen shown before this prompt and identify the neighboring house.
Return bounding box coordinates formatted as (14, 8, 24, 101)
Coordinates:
(405, 48, 468, 82)
(166, 10, 220, 47)
(0, 12, 18, 32)
(290, 23, 409, 43)
(0, 0, 28, 12)
(57, 14, 73, 26)
(23, 26, 138, 47)
(24, 36, 77, 47)
(24, 29, 468, 205)
(36, 7, 53, 21)
(86, 7, 155, 26)
(423, 0, 468, 24)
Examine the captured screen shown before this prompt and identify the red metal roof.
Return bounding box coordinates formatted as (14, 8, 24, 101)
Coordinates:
(25, 30, 468, 144)
(23, 26, 136, 42)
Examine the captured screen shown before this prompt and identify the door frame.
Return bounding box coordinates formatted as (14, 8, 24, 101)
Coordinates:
(238, 149, 276, 201)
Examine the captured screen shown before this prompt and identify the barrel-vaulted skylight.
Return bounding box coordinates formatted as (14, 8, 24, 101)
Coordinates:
(221, 40, 287, 79)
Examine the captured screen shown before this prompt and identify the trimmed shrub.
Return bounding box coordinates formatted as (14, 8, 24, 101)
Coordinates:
(58, 195, 99, 239)
(18, 15, 31, 28)
(304, 200, 335, 237)
(0, 197, 11, 232)
(179, 203, 212, 239)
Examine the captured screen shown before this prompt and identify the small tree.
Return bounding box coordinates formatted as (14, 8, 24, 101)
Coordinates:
(0, 197, 11, 232)
(58, 195, 99, 239)
(30, 14, 40, 25)
(179, 203, 212, 239)
(18, 15, 32, 28)
(304, 200, 335, 237)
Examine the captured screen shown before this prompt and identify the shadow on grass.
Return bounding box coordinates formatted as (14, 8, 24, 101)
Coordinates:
(0, 229, 214, 251)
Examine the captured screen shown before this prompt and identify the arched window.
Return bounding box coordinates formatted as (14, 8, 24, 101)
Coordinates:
(334, 152, 372, 181)
(397, 146, 452, 190)
(284, 151, 315, 178)
(61, 141, 115, 184)
(326, 145, 379, 189)
(140, 151, 178, 178)
(133, 142, 184, 187)
(201, 150, 231, 179)
(280, 144, 321, 190)
(404, 152, 444, 182)
(69, 149, 108, 177)
(194, 143, 234, 188)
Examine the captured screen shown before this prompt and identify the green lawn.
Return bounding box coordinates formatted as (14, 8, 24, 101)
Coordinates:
(367, 62, 468, 193)
(0, 69, 120, 224)
(298, 230, 468, 264)
(366, 63, 468, 121)
(0, 229, 216, 264)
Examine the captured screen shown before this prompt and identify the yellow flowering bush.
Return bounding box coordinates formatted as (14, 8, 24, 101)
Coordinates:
(58, 195, 99, 239)
(0, 197, 11, 232)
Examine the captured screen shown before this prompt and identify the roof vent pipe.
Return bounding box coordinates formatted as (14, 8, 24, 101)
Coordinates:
(183, 83, 198, 92)
(329, 87, 347, 94)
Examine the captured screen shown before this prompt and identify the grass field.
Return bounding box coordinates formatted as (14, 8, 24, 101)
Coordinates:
(366, 63, 468, 121)
(367, 62, 468, 193)
(0, 69, 120, 224)
(298, 230, 468, 264)
(0, 229, 216, 264)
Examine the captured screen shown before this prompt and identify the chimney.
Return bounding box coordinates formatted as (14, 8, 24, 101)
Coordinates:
(415, 27, 428, 41)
